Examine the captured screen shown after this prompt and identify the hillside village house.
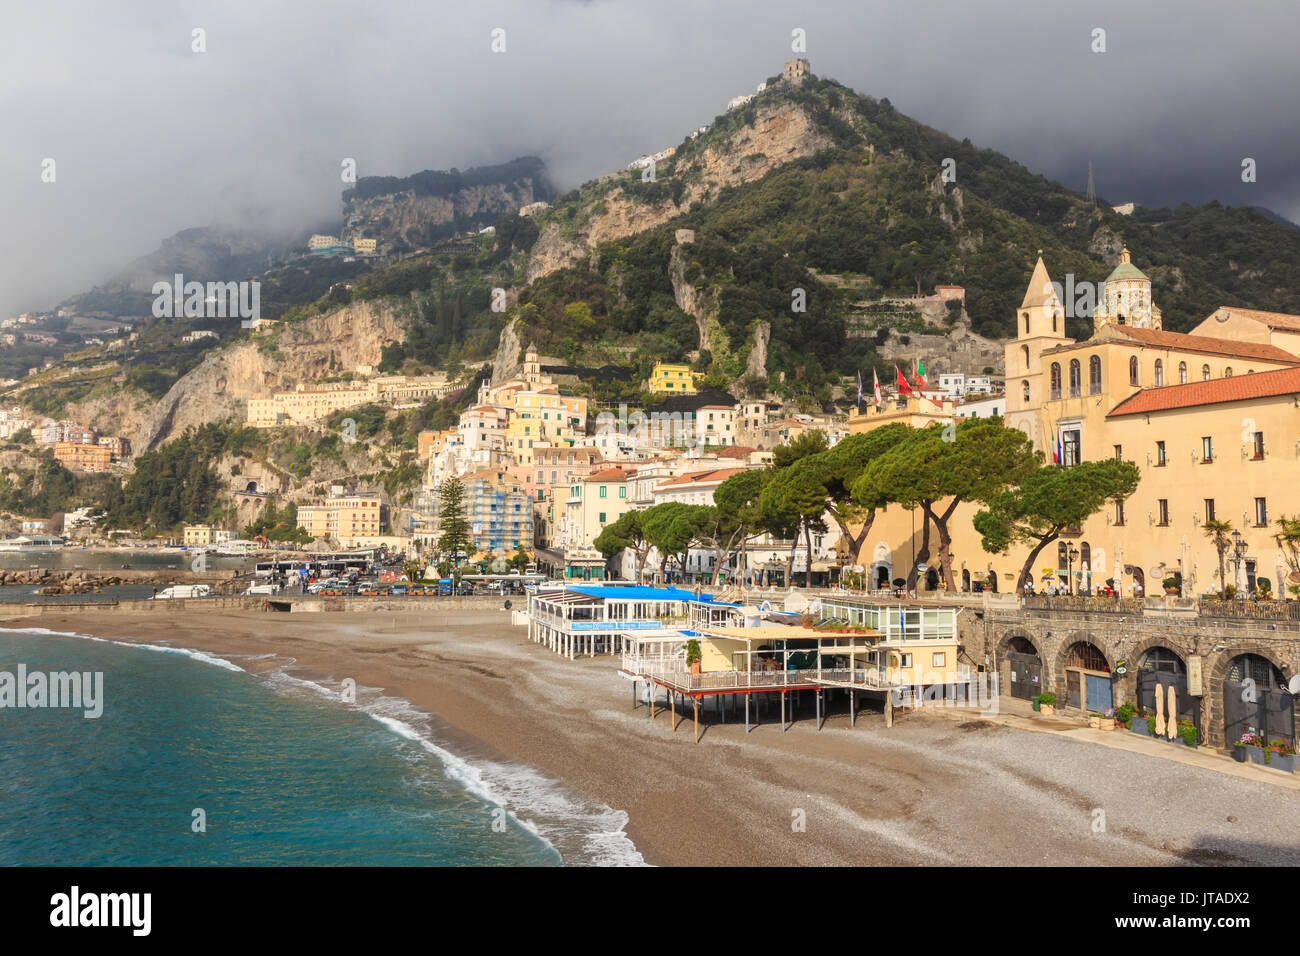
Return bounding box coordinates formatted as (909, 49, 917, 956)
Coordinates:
(53, 441, 112, 472)
(247, 374, 455, 427)
(563, 467, 632, 550)
(849, 248, 1300, 603)
(648, 362, 700, 395)
(463, 469, 533, 555)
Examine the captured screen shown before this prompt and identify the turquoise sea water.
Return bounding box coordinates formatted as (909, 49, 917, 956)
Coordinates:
(0, 629, 641, 866)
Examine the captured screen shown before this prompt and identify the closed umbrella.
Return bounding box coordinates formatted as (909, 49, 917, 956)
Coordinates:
(1166, 683, 1178, 740)
(1153, 688, 1166, 738)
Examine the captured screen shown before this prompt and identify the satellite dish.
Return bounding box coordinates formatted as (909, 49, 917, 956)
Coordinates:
(1288, 674, 1300, 696)
(916, 564, 929, 573)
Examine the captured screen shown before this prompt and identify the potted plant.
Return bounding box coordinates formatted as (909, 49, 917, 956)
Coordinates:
(1162, 574, 1181, 595)
(1115, 702, 1136, 730)
(1031, 694, 1041, 712)
(1129, 708, 1151, 736)
(1267, 739, 1299, 773)
(1038, 692, 1056, 716)
(1177, 719, 1198, 749)
(685, 639, 703, 675)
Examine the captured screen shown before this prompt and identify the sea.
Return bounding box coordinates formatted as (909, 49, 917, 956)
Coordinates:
(0, 627, 644, 866)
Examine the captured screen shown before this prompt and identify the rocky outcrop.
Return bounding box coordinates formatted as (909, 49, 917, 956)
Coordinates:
(526, 101, 834, 282)
(131, 299, 409, 451)
(669, 241, 721, 352)
(346, 181, 541, 247)
(746, 321, 771, 379)
(491, 317, 523, 384)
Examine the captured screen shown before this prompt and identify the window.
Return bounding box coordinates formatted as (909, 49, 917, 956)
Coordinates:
(1129, 356, 1139, 385)
(1155, 440, 1166, 466)
(1255, 497, 1268, 527)
(1153, 359, 1163, 386)
(1202, 364, 1211, 381)
(1022, 380, 1030, 402)
(1089, 355, 1102, 394)
(1023, 312, 1029, 334)
(1050, 363, 1062, 399)
(1204, 499, 1216, 522)
(1201, 436, 1213, 462)
(1069, 359, 1081, 396)
(1058, 541, 1069, 570)
(1062, 427, 1081, 467)
(1225, 367, 1233, 378)
(1113, 444, 1123, 460)
(599, 486, 607, 498)
(932, 652, 946, 668)
(1157, 499, 1169, 525)
(1253, 432, 1265, 459)
(1114, 500, 1125, 526)
(618, 486, 626, 499)
(1178, 361, 1187, 384)
(598, 512, 606, 524)
(1021, 345, 1030, 370)
(898, 653, 912, 668)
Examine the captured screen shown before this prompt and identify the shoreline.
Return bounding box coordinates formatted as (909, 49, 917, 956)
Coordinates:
(7, 608, 1300, 867)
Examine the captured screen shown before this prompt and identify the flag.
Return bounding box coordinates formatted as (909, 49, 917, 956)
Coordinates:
(872, 368, 883, 407)
(895, 366, 913, 396)
(856, 370, 863, 407)
(914, 357, 928, 390)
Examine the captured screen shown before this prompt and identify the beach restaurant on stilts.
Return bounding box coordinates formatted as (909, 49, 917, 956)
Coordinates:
(526, 585, 701, 660)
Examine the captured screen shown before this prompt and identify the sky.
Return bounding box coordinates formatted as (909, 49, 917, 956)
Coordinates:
(2, 0, 1297, 318)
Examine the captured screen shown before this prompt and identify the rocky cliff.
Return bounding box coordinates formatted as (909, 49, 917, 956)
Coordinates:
(125, 300, 409, 451)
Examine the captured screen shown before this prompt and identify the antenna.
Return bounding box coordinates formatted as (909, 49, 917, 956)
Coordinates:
(1086, 161, 1096, 207)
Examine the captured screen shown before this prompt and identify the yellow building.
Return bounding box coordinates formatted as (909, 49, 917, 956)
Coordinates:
(183, 524, 216, 547)
(248, 375, 456, 427)
(53, 441, 112, 472)
(850, 249, 1300, 599)
(296, 496, 382, 545)
(351, 237, 377, 255)
(649, 362, 699, 395)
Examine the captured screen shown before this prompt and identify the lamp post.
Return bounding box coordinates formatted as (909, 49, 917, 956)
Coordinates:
(1230, 530, 1247, 599)
(1067, 544, 1080, 596)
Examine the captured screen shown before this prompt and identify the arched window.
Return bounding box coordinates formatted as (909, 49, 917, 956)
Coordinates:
(1227, 653, 1285, 689)
(1049, 363, 1062, 398)
(1080, 541, 1091, 570)
(1052, 311, 1058, 333)
(1129, 356, 1139, 385)
(1057, 541, 1069, 570)
(1021, 380, 1030, 402)
(1178, 361, 1187, 384)
(1088, 355, 1102, 393)
(1023, 312, 1030, 335)
(1021, 345, 1030, 370)
(1225, 367, 1233, 378)
(1154, 359, 1164, 386)
(1068, 359, 1081, 396)
(1202, 364, 1211, 381)
(1247, 368, 1254, 374)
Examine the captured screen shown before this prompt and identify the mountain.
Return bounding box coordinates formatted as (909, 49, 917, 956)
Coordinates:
(15, 66, 1300, 445)
(342, 156, 554, 252)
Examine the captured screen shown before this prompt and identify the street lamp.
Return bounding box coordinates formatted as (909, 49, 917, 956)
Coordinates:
(1067, 544, 1080, 596)
(1230, 530, 1247, 599)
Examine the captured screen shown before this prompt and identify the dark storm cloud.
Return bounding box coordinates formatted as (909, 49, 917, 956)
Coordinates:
(2, 0, 1297, 318)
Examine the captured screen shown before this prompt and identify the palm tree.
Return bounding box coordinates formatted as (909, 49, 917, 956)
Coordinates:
(1203, 519, 1233, 593)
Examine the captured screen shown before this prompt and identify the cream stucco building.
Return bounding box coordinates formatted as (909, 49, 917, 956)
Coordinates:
(851, 249, 1300, 599)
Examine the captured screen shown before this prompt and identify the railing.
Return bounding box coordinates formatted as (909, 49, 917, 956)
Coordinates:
(1022, 595, 1145, 614)
(1196, 599, 1300, 621)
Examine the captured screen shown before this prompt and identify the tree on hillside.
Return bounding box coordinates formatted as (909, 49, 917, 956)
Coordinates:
(972, 459, 1141, 595)
(1203, 519, 1234, 592)
(436, 477, 471, 570)
(855, 419, 1038, 591)
(594, 510, 652, 582)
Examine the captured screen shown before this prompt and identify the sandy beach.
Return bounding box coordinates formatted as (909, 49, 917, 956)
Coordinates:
(9, 606, 1300, 867)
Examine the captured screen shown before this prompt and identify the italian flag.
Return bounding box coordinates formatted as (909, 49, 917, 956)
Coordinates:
(914, 358, 928, 390)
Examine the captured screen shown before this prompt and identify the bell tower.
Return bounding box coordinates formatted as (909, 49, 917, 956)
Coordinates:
(1093, 247, 1162, 332)
(1005, 254, 1074, 439)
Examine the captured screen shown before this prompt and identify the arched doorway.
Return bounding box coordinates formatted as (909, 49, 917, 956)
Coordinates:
(1064, 641, 1112, 712)
(924, 568, 939, 591)
(1006, 636, 1042, 701)
(1223, 653, 1294, 746)
(1137, 647, 1197, 730)
(961, 568, 971, 592)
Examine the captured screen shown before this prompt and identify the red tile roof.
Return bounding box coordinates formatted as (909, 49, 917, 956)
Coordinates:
(655, 467, 747, 489)
(1110, 326, 1300, 364)
(716, 445, 757, 458)
(1108, 366, 1300, 416)
(1209, 307, 1300, 332)
(583, 467, 631, 482)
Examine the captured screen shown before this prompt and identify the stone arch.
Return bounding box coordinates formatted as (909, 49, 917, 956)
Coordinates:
(1053, 632, 1116, 711)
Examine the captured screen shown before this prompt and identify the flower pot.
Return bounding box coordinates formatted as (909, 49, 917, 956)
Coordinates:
(1130, 720, 1150, 737)
(1098, 720, 1114, 732)
(1088, 715, 1100, 729)
(1270, 753, 1299, 773)
(1040, 705, 1055, 716)
(1246, 747, 1266, 766)
(689, 661, 701, 675)
(1232, 746, 1249, 763)
(1031, 700, 1041, 712)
